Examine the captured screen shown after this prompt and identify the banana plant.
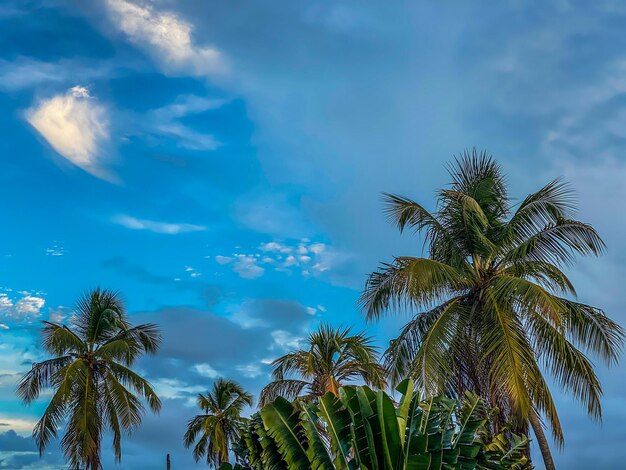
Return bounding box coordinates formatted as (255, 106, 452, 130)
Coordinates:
(235, 380, 530, 469)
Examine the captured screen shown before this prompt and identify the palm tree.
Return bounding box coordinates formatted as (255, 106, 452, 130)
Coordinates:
(360, 150, 624, 470)
(17, 288, 161, 469)
(184, 378, 253, 468)
(258, 323, 386, 406)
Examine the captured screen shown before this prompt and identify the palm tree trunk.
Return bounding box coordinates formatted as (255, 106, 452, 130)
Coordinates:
(529, 411, 556, 470)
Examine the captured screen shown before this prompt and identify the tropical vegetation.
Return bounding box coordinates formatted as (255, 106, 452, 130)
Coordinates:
(360, 150, 625, 469)
(258, 323, 386, 406)
(184, 378, 254, 467)
(236, 380, 530, 469)
(17, 288, 161, 469)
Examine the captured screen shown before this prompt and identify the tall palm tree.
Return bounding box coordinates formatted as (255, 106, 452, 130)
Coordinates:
(17, 288, 161, 469)
(184, 378, 253, 468)
(360, 150, 624, 470)
(258, 323, 386, 406)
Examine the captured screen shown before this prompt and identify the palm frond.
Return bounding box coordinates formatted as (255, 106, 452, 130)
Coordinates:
(502, 220, 605, 267)
(74, 288, 126, 346)
(528, 311, 602, 420)
(561, 300, 625, 365)
(41, 322, 87, 356)
(259, 380, 309, 407)
(17, 356, 73, 403)
(360, 257, 467, 320)
(502, 260, 576, 296)
(96, 323, 161, 365)
(504, 178, 576, 242)
(107, 361, 161, 413)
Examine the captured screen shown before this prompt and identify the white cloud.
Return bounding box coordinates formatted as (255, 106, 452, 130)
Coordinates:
(151, 378, 204, 403)
(106, 0, 225, 77)
(0, 294, 13, 310)
(26, 86, 112, 181)
(232, 255, 264, 279)
(112, 215, 205, 234)
(192, 363, 219, 379)
(271, 330, 304, 351)
(45, 242, 64, 256)
(0, 292, 45, 320)
(0, 323, 8, 330)
(235, 363, 264, 378)
(215, 240, 339, 278)
(15, 296, 45, 316)
(259, 242, 292, 254)
(0, 57, 113, 91)
(0, 416, 39, 435)
(149, 95, 225, 150)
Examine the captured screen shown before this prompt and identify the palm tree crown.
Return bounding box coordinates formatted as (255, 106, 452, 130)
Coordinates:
(258, 323, 386, 406)
(361, 150, 624, 469)
(17, 288, 161, 469)
(184, 378, 253, 468)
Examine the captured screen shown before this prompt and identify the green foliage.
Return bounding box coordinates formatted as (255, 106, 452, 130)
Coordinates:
(259, 323, 386, 406)
(237, 382, 531, 470)
(184, 378, 253, 468)
(360, 150, 625, 449)
(16, 288, 161, 469)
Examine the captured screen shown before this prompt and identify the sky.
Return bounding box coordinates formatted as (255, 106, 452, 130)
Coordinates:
(1, 0, 626, 468)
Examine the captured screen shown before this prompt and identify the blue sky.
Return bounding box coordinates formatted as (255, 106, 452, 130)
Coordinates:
(1, 1, 626, 468)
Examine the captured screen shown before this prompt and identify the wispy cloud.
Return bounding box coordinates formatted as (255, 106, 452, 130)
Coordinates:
(0, 57, 113, 91)
(148, 95, 224, 150)
(192, 363, 219, 379)
(0, 417, 39, 435)
(105, 0, 225, 77)
(112, 215, 206, 234)
(26, 86, 112, 181)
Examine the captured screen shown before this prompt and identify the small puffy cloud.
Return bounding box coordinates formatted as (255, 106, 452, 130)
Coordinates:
(271, 330, 305, 351)
(45, 242, 64, 257)
(112, 215, 205, 234)
(192, 363, 219, 379)
(232, 255, 264, 279)
(184, 266, 202, 278)
(235, 363, 264, 378)
(26, 86, 112, 181)
(14, 296, 45, 316)
(215, 240, 340, 278)
(0, 292, 45, 320)
(0, 294, 13, 310)
(259, 242, 292, 254)
(106, 0, 225, 77)
(151, 378, 204, 403)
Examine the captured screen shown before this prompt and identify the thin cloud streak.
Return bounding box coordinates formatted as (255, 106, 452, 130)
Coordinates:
(112, 215, 206, 234)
